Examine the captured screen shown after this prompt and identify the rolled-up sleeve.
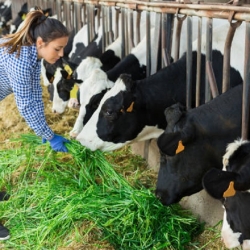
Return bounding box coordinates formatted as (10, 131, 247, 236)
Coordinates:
(5, 45, 54, 140)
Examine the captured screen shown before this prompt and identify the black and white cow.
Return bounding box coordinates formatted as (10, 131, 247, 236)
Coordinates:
(155, 83, 243, 206)
(76, 49, 242, 151)
(45, 59, 82, 114)
(51, 34, 122, 114)
(69, 30, 154, 137)
(0, 0, 11, 24)
(202, 139, 250, 249)
(8, 2, 28, 34)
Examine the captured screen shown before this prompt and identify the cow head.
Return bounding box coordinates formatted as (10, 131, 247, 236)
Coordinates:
(155, 103, 208, 205)
(50, 66, 83, 114)
(76, 74, 163, 151)
(203, 139, 250, 249)
(155, 89, 242, 206)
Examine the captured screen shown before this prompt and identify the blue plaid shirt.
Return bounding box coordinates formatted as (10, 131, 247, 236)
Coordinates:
(0, 41, 54, 140)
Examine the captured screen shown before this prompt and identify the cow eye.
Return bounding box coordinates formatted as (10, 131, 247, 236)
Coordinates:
(104, 109, 117, 121)
(106, 110, 112, 116)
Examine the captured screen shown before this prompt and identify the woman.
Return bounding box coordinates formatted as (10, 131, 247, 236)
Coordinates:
(0, 7, 71, 240)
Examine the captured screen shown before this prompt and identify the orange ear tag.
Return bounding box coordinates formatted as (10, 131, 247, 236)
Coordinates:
(223, 181, 236, 198)
(126, 102, 134, 112)
(176, 141, 185, 154)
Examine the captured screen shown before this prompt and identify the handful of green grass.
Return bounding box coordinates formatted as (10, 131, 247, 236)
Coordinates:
(0, 134, 203, 249)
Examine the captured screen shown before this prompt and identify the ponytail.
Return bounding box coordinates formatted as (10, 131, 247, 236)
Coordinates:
(0, 7, 69, 56)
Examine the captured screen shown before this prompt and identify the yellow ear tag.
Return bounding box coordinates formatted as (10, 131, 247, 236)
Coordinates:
(223, 181, 236, 198)
(176, 141, 185, 154)
(126, 102, 134, 112)
(64, 64, 73, 78)
(70, 85, 78, 98)
(22, 13, 26, 20)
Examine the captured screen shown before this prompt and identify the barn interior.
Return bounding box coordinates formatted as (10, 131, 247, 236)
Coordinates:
(1, 0, 250, 249)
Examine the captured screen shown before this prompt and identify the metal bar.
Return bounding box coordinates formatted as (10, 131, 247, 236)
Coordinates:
(205, 17, 213, 103)
(128, 8, 135, 50)
(151, 12, 161, 74)
(161, 13, 174, 67)
(98, 0, 250, 14)
(206, 61, 219, 98)
(120, 7, 126, 58)
(124, 8, 129, 55)
(195, 16, 202, 107)
(242, 22, 250, 140)
(222, 18, 242, 92)
(186, 15, 192, 110)
(146, 10, 151, 77)
(101, 5, 106, 52)
(114, 7, 120, 39)
(108, 6, 113, 45)
(135, 10, 141, 45)
(173, 13, 186, 62)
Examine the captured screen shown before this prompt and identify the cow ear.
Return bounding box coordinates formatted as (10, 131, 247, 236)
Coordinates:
(74, 79, 83, 84)
(202, 168, 237, 199)
(119, 74, 134, 92)
(157, 131, 182, 156)
(164, 103, 186, 132)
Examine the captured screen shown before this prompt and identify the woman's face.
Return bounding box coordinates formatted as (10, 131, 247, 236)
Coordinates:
(36, 36, 69, 64)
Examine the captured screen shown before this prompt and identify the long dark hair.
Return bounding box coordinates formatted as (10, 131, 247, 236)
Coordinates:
(0, 7, 69, 56)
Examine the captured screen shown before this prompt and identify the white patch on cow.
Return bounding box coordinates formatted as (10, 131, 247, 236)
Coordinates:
(40, 59, 51, 86)
(68, 24, 89, 58)
(51, 68, 69, 114)
(221, 209, 241, 249)
(105, 36, 122, 59)
(75, 57, 103, 82)
(70, 68, 114, 138)
(3, 0, 11, 7)
(131, 28, 155, 66)
(222, 138, 248, 170)
(9, 24, 16, 34)
(243, 240, 250, 250)
(76, 77, 127, 151)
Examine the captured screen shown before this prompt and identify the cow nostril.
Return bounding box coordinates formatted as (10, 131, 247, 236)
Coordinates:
(53, 110, 57, 114)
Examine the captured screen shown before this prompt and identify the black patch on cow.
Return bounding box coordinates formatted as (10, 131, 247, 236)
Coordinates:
(100, 49, 121, 72)
(84, 89, 110, 125)
(107, 54, 147, 82)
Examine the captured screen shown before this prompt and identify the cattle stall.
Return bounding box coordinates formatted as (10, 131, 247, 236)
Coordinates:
(6, 0, 250, 225)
